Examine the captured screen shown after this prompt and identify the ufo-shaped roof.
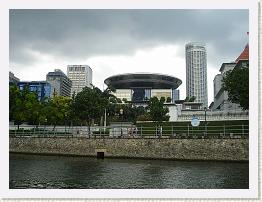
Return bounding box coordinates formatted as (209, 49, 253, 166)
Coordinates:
(104, 73, 182, 89)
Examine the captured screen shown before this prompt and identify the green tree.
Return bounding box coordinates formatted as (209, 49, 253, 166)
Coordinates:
(45, 96, 72, 130)
(9, 85, 20, 121)
(222, 66, 249, 110)
(72, 87, 107, 133)
(166, 97, 172, 103)
(122, 98, 128, 103)
(189, 96, 196, 102)
(9, 85, 39, 129)
(184, 96, 196, 102)
(25, 91, 42, 125)
(101, 86, 117, 125)
(147, 97, 169, 126)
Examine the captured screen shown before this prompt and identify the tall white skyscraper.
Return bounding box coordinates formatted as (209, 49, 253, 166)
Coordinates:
(185, 42, 208, 108)
(67, 65, 92, 96)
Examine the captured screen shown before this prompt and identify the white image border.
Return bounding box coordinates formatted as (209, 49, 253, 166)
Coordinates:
(0, 0, 259, 199)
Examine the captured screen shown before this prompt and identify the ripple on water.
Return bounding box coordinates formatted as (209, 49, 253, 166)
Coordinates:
(9, 154, 249, 189)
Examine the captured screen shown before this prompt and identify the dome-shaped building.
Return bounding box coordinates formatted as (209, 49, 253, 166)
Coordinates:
(104, 73, 182, 104)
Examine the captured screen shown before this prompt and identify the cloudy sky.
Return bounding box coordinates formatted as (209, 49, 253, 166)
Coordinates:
(9, 9, 248, 105)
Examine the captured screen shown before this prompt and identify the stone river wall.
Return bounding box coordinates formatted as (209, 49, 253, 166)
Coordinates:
(9, 137, 248, 161)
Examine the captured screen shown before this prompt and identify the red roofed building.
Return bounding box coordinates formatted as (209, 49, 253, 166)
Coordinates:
(211, 43, 249, 112)
(235, 44, 249, 63)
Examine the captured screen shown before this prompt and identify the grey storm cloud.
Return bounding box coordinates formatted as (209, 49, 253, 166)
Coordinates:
(9, 9, 248, 67)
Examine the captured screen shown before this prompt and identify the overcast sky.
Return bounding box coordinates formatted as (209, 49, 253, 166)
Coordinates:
(9, 9, 248, 105)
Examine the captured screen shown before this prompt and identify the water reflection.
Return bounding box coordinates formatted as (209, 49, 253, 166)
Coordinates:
(9, 153, 248, 189)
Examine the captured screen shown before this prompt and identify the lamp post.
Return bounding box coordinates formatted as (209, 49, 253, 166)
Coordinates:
(204, 107, 207, 135)
(44, 118, 47, 136)
(120, 108, 123, 136)
(64, 114, 67, 135)
(104, 108, 107, 133)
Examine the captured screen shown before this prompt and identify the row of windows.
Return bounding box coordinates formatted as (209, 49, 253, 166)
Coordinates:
(68, 76, 87, 80)
(68, 66, 88, 72)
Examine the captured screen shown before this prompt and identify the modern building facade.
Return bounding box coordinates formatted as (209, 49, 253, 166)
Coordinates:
(9, 71, 20, 85)
(104, 73, 182, 103)
(67, 65, 92, 96)
(46, 69, 72, 97)
(17, 81, 51, 101)
(185, 42, 208, 108)
(104, 73, 182, 121)
(172, 89, 180, 102)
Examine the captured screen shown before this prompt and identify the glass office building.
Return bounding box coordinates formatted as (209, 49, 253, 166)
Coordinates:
(17, 81, 51, 101)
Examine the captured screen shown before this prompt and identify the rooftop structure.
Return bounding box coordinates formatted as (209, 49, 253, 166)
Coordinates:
(104, 73, 182, 103)
(235, 44, 249, 63)
(105, 73, 182, 89)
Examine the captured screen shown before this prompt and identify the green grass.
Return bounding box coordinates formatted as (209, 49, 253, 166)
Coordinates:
(136, 120, 249, 137)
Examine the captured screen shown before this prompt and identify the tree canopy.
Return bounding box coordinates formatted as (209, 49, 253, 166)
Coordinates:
(147, 97, 169, 125)
(222, 66, 249, 110)
(184, 96, 196, 102)
(9, 84, 155, 127)
(9, 85, 39, 128)
(72, 87, 107, 129)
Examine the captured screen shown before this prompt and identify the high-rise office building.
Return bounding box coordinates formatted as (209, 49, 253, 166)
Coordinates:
(9, 71, 20, 85)
(46, 69, 72, 97)
(185, 42, 208, 108)
(67, 65, 92, 96)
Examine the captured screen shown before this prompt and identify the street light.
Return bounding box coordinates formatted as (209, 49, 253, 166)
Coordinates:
(44, 118, 47, 136)
(104, 108, 107, 133)
(64, 114, 67, 134)
(204, 107, 207, 124)
(204, 107, 207, 135)
(120, 108, 123, 136)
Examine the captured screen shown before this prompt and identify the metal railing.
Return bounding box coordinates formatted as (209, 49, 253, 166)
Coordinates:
(9, 124, 249, 139)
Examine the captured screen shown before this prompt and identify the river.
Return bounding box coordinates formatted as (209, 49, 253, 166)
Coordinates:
(9, 153, 248, 189)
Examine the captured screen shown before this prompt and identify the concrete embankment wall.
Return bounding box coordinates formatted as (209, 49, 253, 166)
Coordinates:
(9, 137, 248, 161)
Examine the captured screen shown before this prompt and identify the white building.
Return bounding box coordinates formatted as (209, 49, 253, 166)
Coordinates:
(213, 62, 239, 110)
(67, 65, 92, 96)
(185, 42, 208, 108)
(212, 44, 249, 111)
